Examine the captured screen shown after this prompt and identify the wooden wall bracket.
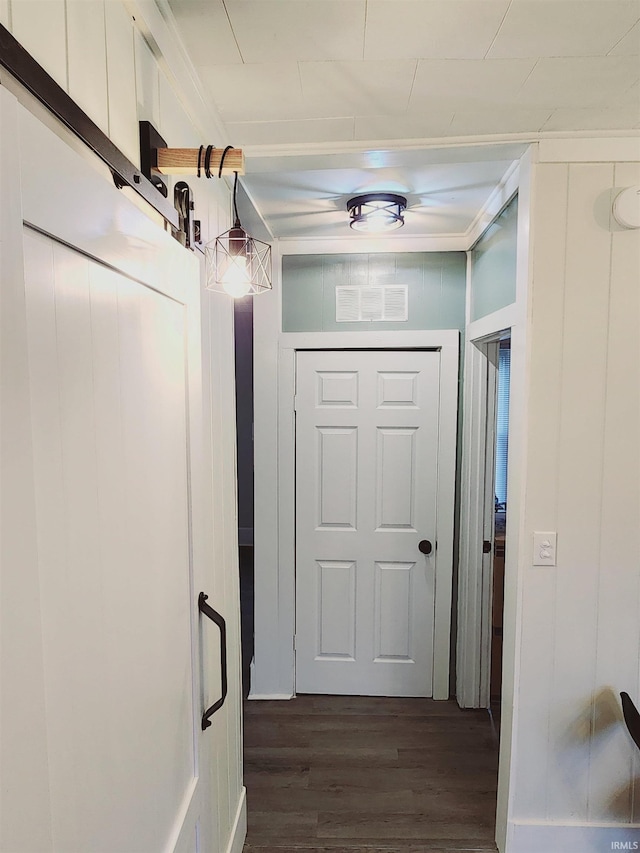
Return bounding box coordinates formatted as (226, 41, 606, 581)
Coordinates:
(156, 147, 245, 176)
(139, 122, 245, 178)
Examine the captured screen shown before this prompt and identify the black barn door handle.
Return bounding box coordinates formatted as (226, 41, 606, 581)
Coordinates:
(198, 592, 228, 730)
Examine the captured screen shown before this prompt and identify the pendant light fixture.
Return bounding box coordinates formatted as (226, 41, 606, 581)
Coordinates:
(206, 171, 272, 297)
(347, 192, 407, 233)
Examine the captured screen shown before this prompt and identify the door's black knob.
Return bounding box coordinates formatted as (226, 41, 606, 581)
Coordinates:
(418, 539, 433, 555)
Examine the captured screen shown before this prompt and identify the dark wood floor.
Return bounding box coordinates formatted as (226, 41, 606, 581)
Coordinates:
(243, 695, 500, 853)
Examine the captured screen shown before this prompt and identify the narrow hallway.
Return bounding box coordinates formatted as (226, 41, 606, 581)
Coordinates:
(243, 696, 499, 852)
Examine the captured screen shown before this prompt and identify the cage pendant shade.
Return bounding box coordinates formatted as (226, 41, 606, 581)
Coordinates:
(205, 225, 272, 297)
(347, 192, 407, 233)
(205, 170, 272, 297)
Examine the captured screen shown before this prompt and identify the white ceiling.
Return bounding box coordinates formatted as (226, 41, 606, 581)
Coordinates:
(240, 143, 528, 239)
(166, 0, 640, 239)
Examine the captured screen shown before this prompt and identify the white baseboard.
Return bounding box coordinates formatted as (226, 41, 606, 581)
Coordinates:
(224, 787, 246, 853)
(508, 820, 640, 853)
(247, 693, 294, 700)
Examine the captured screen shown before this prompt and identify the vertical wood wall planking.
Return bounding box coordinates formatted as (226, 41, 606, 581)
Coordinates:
(0, 0, 10, 28)
(548, 163, 614, 822)
(587, 160, 640, 822)
(11, 0, 67, 89)
(134, 28, 160, 128)
(512, 163, 568, 820)
(66, 0, 109, 134)
(105, 0, 139, 166)
(513, 159, 640, 834)
(158, 70, 199, 217)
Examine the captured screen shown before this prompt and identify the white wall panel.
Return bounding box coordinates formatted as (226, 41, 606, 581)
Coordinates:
(510, 155, 640, 843)
(0, 0, 10, 29)
(158, 71, 200, 200)
(510, 162, 567, 820)
(67, 0, 109, 133)
(159, 70, 199, 147)
(587, 160, 640, 823)
(105, 0, 139, 166)
(11, 0, 67, 90)
(134, 28, 160, 127)
(547, 163, 613, 822)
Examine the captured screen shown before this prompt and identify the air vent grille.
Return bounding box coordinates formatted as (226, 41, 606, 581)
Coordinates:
(336, 285, 408, 323)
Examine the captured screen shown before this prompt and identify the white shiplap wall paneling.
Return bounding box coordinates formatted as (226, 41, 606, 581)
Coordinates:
(588, 160, 640, 823)
(66, 0, 109, 133)
(158, 70, 199, 202)
(513, 157, 640, 843)
(105, 0, 139, 167)
(11, 0, 67, 90)
(134, 27, 160, 128)
(0, 0, 10, 29)
(547, 163, 615, 823)
(512, 162, 569, 821)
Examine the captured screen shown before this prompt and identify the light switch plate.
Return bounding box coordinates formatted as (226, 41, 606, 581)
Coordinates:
(533, 532, 557, 566)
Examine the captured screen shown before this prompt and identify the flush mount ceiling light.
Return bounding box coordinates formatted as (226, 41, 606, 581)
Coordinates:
(206, 171, 272, 298)
(347, 192, 407, 233)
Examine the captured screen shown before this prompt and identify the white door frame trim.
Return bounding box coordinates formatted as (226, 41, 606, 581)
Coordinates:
(278, 329, 459, 700)
(456, 334, 504, 710)
(454, 145, 536, 853)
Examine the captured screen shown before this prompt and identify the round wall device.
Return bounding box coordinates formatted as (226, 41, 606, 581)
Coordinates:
(612, 186, 640, 229)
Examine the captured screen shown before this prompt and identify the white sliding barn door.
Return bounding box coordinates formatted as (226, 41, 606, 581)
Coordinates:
(295, 349, 442, 697)
(22, 229, 205, 852)
(1, 93, 222, 853)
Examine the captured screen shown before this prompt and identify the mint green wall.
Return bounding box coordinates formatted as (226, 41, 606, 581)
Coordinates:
(470, 195, 518, 322)
(282, 252, 467, 333)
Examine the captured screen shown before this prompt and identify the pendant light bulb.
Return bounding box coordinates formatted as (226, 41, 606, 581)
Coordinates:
(222, 254, 251, 298)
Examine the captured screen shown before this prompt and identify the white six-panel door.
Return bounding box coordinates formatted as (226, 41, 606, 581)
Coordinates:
(295, 349, 441, 697)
